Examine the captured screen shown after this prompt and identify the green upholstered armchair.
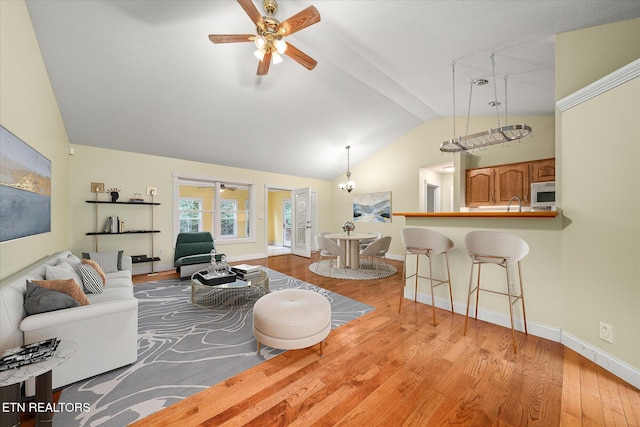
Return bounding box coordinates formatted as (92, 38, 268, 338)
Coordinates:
(174, 232, 225, 278)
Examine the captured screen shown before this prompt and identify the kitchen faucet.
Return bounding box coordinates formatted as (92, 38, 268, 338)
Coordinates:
(507, 196, 522, 212)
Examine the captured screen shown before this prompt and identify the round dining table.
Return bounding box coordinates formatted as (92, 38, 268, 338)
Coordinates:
(324, 233, 373, 269)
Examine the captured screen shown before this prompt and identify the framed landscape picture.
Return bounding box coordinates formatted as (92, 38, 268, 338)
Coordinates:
(0, 125, 51, 242)
(353, 191, 391, 223)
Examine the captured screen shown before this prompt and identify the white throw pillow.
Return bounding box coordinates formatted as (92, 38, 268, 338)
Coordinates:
(82, 250, 122, 273)
(46, 264, 83, 290)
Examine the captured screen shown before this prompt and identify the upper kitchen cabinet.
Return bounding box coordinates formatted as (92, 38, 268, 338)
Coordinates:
(531, 158, 556, 182)
(465, 158, 555, 207)
(495, 163, 530, 204)
(466, 168, 495, 206)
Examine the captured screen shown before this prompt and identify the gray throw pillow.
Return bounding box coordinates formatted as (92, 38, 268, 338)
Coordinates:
(24, 281, 80, 315)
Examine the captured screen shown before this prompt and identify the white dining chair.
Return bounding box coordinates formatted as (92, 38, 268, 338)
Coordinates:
(358, 231, 382, 251)
(400, 228, 454, 326)
(359, 236, 391, 271)
(314, 235, 344, 275)
(464, 231, 529, 353)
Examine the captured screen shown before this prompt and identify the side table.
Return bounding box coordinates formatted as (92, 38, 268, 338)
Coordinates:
(0, 340, 76, 427)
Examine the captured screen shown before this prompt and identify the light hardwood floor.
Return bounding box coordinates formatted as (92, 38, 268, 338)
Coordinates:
(129, 254, 640, 426)
(22, 254, 638, 426)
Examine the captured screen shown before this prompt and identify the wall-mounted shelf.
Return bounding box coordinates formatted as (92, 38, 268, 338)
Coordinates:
(86, 201, 160, 205)
(86, 230, 161, 235)
(86, 198, 161, 273)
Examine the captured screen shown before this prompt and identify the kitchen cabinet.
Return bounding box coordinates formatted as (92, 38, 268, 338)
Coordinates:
(495, 163, 530, 204)
(531, 158, 556, 182)
(465, 158, 554, 207)
(466, 168, 495, 206)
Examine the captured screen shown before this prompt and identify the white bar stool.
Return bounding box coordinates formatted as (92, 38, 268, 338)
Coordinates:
(464, 230, 529, 353)
(399, 227, 454, 325)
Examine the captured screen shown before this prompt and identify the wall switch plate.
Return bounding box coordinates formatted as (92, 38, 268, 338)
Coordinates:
(599, 322, 613, 343)
(146, 187, 157, 196)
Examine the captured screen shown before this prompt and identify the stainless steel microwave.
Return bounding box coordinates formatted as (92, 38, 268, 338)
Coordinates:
(531, 181, 556, 208)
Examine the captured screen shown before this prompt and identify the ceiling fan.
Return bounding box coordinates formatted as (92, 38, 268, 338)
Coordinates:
(208, 0, 321, 76)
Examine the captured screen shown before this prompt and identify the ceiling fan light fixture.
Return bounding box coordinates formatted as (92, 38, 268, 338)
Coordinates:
(274, 39, 287, 54)
(272, 50, 283, 64)
(253, 48, 266, 61)
(254, 35, 266, 49)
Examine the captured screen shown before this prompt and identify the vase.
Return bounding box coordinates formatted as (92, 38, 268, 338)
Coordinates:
(347, 230, 350, 236)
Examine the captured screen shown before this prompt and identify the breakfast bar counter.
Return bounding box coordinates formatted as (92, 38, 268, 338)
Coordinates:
(393, 211, 558, 218)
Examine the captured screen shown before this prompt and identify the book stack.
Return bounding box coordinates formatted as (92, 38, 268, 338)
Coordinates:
(103, 216, 123, 233)
(0, 338, 60, 371)
(231, 264, 262, 281)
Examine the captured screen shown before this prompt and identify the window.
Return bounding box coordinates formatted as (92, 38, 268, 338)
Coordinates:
(178, 198, 204, 232)
(173, 174, 255, 244)
(220, 199, 237, 238)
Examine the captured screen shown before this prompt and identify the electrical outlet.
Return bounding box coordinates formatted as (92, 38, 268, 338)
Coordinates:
(599, 322, 613, 343)
(146, 187, 157, 196)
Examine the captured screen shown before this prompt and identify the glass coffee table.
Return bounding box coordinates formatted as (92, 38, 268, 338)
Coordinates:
(191, 269, 269, 310)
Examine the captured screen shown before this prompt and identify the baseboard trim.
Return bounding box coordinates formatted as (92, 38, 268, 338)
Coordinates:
(405, 289, 640, 389)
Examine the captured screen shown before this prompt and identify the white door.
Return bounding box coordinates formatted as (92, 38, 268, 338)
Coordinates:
(291, 188, 312, 258)
(283, 198, 292, 247)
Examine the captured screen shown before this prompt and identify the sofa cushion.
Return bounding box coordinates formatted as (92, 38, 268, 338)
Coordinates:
(24, 282, 80, 315)
(86, 287, 133, 304)
(81, 259, 106, 285)
(174, 242, 214, 264)
(82, 250, 123, 273)
(175, 253, 213, 268)
(77, 264, 104, 294)
(45, 263, 83, 289)
(30, 279, 90, 306)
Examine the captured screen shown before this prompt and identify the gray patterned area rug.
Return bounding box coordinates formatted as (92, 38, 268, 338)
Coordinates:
(53, 267, 373, 427)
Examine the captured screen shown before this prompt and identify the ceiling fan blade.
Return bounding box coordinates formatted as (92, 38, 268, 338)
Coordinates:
(237, 0, 263, 26)
(284, 42, 317, 70)
(257, 51, 272, 76)
(278, 5, 320, 36)
(208, 34, 254, 44)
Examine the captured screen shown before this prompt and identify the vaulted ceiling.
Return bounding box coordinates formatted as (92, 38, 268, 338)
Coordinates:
(25, 1, 640, 180)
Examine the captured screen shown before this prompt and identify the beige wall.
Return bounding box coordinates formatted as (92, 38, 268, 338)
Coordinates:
(0, 1, 71, 279)
(556, 18, 640, 100)
(561, 77, 640, 367)
(68, 145, 332, 272)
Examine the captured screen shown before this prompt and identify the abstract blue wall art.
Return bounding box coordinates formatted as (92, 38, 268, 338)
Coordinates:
(0, 126, 51, 242)
(353, 191, 391, 223)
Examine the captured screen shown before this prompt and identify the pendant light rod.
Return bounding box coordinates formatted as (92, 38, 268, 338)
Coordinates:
(338, 145, 355, 193)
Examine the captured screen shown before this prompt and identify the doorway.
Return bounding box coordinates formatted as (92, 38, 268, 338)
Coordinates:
(266, 187, 292, 257)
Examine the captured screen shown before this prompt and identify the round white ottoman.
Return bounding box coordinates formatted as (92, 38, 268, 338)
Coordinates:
(253, 289, 331, 356)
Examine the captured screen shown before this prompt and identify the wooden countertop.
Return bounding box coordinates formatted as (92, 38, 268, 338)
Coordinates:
(393, 211, 558, 218)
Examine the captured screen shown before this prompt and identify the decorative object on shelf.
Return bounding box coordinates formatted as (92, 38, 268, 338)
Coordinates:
(130, 193, 144, 203)
(342, 220, 355, 236)
(440, 54, 532, 153)
(208, 0, 321, 76)
(338, 145, 355, 193)
(107, 188, 121, 203)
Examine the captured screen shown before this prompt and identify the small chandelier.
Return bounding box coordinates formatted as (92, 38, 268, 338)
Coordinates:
(338, 145, 355, 193)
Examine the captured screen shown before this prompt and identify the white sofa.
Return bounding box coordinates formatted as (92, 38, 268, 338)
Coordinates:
(0, 250, 138, 396)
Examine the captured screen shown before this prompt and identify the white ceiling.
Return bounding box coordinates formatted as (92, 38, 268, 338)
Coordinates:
(25, 1, 640, 181)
